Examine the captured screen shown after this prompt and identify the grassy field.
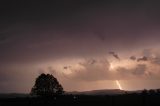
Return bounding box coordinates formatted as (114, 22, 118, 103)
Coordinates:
(0, 93, 160, 106)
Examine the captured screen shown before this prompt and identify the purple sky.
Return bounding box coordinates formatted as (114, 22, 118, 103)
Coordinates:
(1, 0, 160, 93)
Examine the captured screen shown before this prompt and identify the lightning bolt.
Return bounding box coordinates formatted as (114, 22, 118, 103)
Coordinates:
(116, 80, 122, 90)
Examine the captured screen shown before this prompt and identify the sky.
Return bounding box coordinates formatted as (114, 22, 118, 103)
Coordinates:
(1, 0, 160, 93)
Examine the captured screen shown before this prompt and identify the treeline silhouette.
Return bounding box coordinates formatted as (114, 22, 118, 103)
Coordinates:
(0, 73, 160, 106)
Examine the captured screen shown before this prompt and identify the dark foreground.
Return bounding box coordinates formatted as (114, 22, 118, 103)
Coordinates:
(0, 94, 160, 106)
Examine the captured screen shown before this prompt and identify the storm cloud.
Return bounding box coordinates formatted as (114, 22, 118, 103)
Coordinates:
(130, 56, 136, 61)
(1, 0, 160, 92)
(68, 58, 112, 81)
(109, 52, 120, 60)
(59, 58, 160, 81)
(137, 56, 148, 62)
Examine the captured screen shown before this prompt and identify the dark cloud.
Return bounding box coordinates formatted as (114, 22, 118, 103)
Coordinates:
(130, 56, 136, 61)
(1, 1, 160, 64)
(87, 59, 97, 65)
(63, 66, 68, 70)
(1, 0, 160, 92)
(138, 49, 160, 65)
(63, 66, 72, 70)
(109, 52, 120, 60)
(137, 56, 148, 62)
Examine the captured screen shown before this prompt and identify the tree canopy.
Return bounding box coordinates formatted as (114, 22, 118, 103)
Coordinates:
(31, 73, 64, 96)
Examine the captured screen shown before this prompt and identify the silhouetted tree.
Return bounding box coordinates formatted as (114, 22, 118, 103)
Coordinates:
(31, 73, 64, 96)
(156, 89, 160, 94)
(141, 89, 148, 106)
(141, 89, 148, 95)
(148, 89, 156, 95)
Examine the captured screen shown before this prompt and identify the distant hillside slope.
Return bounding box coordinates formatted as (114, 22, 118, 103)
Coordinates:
(67, 89, 128, 95)
(0, 89, 144, 98)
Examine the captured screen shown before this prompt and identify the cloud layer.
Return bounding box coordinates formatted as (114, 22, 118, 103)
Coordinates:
(1, 0, 160, 92)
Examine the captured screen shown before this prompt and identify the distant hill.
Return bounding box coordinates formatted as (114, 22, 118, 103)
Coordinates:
(0, 89, 144, 98)
(67, 89, 130, 95)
